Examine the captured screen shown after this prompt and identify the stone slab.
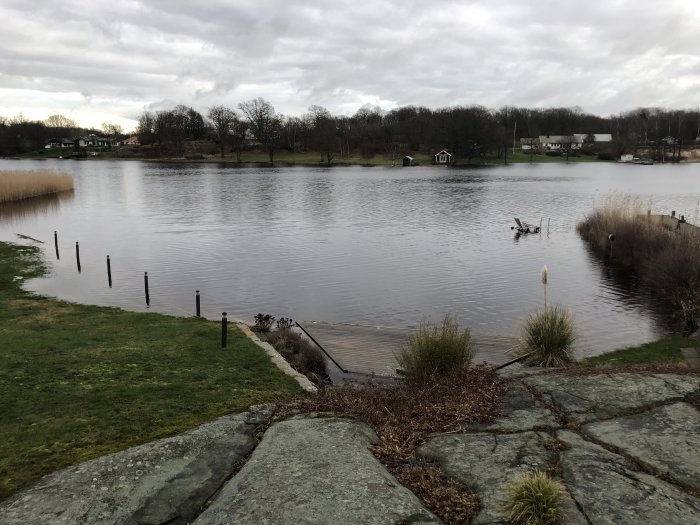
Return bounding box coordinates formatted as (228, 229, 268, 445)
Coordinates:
(524, 373, 700, 423)
(477, 382, 558, 432)
(584, 402, 700, 488)
(0, 407, 271, 525)
(418, 431, 584, 525)
(193, 416, 440, 525)
(558, 430, 700, 524)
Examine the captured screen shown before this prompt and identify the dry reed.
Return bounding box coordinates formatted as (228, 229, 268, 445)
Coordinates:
(577, 193, 700, 329)
(0, 170, 74, 203)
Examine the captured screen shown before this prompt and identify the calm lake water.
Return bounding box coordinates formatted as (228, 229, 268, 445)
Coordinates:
(1, 159, 699, 357)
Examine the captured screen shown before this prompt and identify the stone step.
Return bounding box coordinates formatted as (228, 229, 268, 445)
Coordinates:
(193, 416, 440, 525)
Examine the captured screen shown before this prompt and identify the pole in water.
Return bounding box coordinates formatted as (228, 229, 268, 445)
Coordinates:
(54, 231, 59, 260)
(75, 242, 81, 273)
(608, 233, 615, 260)
(221, 312, 228, 348)
(107, 256, 112, 287)
(144, 272, 150, 306)
(196, 290, 201, 317)
(547, 218, 551, 235)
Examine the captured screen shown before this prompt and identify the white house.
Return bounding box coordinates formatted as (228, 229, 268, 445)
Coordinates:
(520, 138, 539, 151)
(434, 149, 453, 164)
(45, 138, 74, 149)
(538, 135, 581, 151)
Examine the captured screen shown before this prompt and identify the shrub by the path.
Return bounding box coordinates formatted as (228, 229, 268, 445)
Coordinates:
(396, 314, 474, 383)
(517, 307, 576, 367)
(503, 471, 568, 525)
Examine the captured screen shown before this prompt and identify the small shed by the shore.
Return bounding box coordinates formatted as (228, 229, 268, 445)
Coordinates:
(434, 149, 452, 165)
(402, 155, 414, 166)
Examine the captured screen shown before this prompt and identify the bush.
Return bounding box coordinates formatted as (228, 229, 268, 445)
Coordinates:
(503, 471, 568, 525)
(263, 328, 327, 380)
(517, 307, 576, 367)
(396, 314, 474, 383)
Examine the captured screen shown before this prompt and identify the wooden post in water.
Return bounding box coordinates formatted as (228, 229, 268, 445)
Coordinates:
(144, 272, 150, 306)
(107, 256, 112, 287)
(75, 242, 81, 273)
(221, 312, 228, 348)
(54, 231, 59, 259)
(196, 290, 201, 317)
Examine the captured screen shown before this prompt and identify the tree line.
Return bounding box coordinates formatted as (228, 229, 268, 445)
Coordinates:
(3, 103, 700, 162)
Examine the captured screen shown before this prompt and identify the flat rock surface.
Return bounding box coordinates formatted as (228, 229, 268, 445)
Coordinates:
(524, 373, 700, 422)
(558, 430, 700, 524)
(478, 382, 558, 432)
(193, 416, 439, 525)
(418, 431, 583, 524)
(583, 402, 700, 488)
(0, 407, 271, 525)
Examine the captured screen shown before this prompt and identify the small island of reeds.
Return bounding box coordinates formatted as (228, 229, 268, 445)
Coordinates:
(0, 169, 74, 203)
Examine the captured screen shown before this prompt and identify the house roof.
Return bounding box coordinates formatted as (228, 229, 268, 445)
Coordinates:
(435, 149, 452, 156)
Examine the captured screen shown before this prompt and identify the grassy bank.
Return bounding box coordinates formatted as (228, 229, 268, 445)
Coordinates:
(0, 170, 73, 203)
(580, 336, 694, 367)
(19, 148, 609, 165)
(0, 241, 301, 500)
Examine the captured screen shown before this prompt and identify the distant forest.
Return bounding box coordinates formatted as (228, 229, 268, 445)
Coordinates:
(2, 101, 700, 163)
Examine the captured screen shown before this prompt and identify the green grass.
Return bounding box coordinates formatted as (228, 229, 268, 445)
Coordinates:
(580, 336, 694, 367)
(0, 241, 301, 500)
(481, 150, 607, 164)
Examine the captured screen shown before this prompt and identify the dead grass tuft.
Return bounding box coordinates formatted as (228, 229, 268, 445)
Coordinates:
(0, 170, 74, 203)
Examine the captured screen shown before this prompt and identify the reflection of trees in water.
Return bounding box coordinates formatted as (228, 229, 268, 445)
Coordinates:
(0, 190, 74, 221)
(580, 240, 679, 334)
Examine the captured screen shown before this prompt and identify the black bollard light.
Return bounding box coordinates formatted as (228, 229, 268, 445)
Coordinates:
(75, 242, 81, 272)
(107, 256, 112, 287)
(196, 290, 201, 317)
(144, 272, 150, 306)
(54, 231, 59, 260)
(221, 312, 228, 348)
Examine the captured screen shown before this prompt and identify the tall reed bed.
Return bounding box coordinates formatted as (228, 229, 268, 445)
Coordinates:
(0, 170, 74, 203)
(577, 193, 700, 329)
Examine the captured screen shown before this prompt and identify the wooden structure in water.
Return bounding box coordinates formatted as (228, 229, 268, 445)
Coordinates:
(298, 322, 518, 377)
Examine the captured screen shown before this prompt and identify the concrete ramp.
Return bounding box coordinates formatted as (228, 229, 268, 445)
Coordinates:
(299, 322, 518, 376)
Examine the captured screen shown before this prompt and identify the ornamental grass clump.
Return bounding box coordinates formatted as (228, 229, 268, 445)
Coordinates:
(518, 307, 576, 367)
(396, 314, 474, 383)
(502, 471, 568, 525)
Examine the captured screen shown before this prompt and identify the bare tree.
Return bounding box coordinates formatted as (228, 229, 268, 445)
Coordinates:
(308, 105, 338, 164)
(231, 117, 248, 162)
(207, 105, 236, 158)
(101, 122, 123, 148)
(238, 98, 282, 162)
(44, 114, 77, 129)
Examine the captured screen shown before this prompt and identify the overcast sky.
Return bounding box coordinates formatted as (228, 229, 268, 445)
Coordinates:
(2, 0, 699, 130)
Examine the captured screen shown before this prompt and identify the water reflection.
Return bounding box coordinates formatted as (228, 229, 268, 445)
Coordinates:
(0, 191, 74, 222)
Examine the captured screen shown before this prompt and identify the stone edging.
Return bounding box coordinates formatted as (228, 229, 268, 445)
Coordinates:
(237, 323, 318, 393)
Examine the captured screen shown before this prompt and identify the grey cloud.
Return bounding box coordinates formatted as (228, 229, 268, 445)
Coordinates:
(1, 0, 699, 127)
